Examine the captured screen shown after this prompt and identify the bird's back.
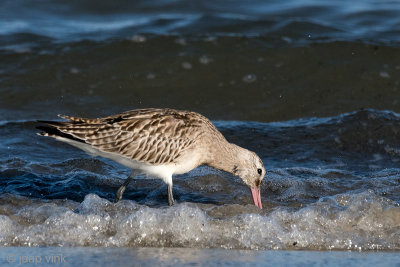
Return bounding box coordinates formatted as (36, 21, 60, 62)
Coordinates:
(37, 108, 224, 166)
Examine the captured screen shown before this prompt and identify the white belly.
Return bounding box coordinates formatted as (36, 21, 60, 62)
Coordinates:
(54, 136, 202, 185)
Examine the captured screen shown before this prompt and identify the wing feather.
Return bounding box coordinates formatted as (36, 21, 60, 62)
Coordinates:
(39, 108, 219, 165)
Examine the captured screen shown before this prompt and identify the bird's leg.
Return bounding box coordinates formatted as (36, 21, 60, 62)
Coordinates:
(168, 184, 175, 206)
(115, 170, 137, 203)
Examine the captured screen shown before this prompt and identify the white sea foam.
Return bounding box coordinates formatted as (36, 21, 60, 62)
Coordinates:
(0, 191, 399, 250)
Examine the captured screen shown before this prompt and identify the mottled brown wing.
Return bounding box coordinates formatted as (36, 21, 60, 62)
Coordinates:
(52, 109, 207, 164)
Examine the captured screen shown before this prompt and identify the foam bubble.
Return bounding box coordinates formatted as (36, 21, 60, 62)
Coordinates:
(0, 191, 399, 250)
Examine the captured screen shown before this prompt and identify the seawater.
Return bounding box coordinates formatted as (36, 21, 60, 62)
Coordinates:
(1, 110, 400, 250)
(1, 0, 400, 43)
(0, 191, 399, 250)
(1, 0, 400, 264)
(1, 247, 400, 266)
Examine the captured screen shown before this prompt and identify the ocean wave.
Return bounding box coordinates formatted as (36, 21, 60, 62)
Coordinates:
(1, 0, 400, 44)
(0, 191, 398, 250)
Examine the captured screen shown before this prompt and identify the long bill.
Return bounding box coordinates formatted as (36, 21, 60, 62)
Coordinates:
(250, 187, 263, 209)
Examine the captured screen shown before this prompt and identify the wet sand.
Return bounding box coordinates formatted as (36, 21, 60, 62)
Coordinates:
(1, 38, 399, 122)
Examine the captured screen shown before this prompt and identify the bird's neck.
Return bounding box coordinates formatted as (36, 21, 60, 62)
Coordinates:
(206, 141, 243, 175)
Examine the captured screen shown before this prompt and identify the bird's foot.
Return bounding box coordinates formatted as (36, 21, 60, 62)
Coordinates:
(167, 184, 175, 206)
(115, 186, 126, 203)
(168, 197, 175, 206)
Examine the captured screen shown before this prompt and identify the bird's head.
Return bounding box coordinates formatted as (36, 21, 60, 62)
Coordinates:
(231, 146, 265, 209)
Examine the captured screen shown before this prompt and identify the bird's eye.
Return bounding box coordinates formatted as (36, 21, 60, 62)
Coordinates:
(257, 168, 262, 175)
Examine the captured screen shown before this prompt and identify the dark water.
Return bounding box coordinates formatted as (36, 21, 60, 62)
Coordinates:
(1, 0, 400, 44)
(1, 0, 400, 256)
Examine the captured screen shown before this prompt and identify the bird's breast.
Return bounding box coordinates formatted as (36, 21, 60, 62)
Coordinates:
(171, 151, 203, 175)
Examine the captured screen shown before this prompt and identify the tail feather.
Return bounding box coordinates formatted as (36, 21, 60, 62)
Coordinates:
(36, 124, 86, 143)
(58, 114, 100, 124)
(37, 114, 106, 143)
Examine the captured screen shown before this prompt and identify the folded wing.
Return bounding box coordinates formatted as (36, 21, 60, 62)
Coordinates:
(37, 109, 206, 165)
